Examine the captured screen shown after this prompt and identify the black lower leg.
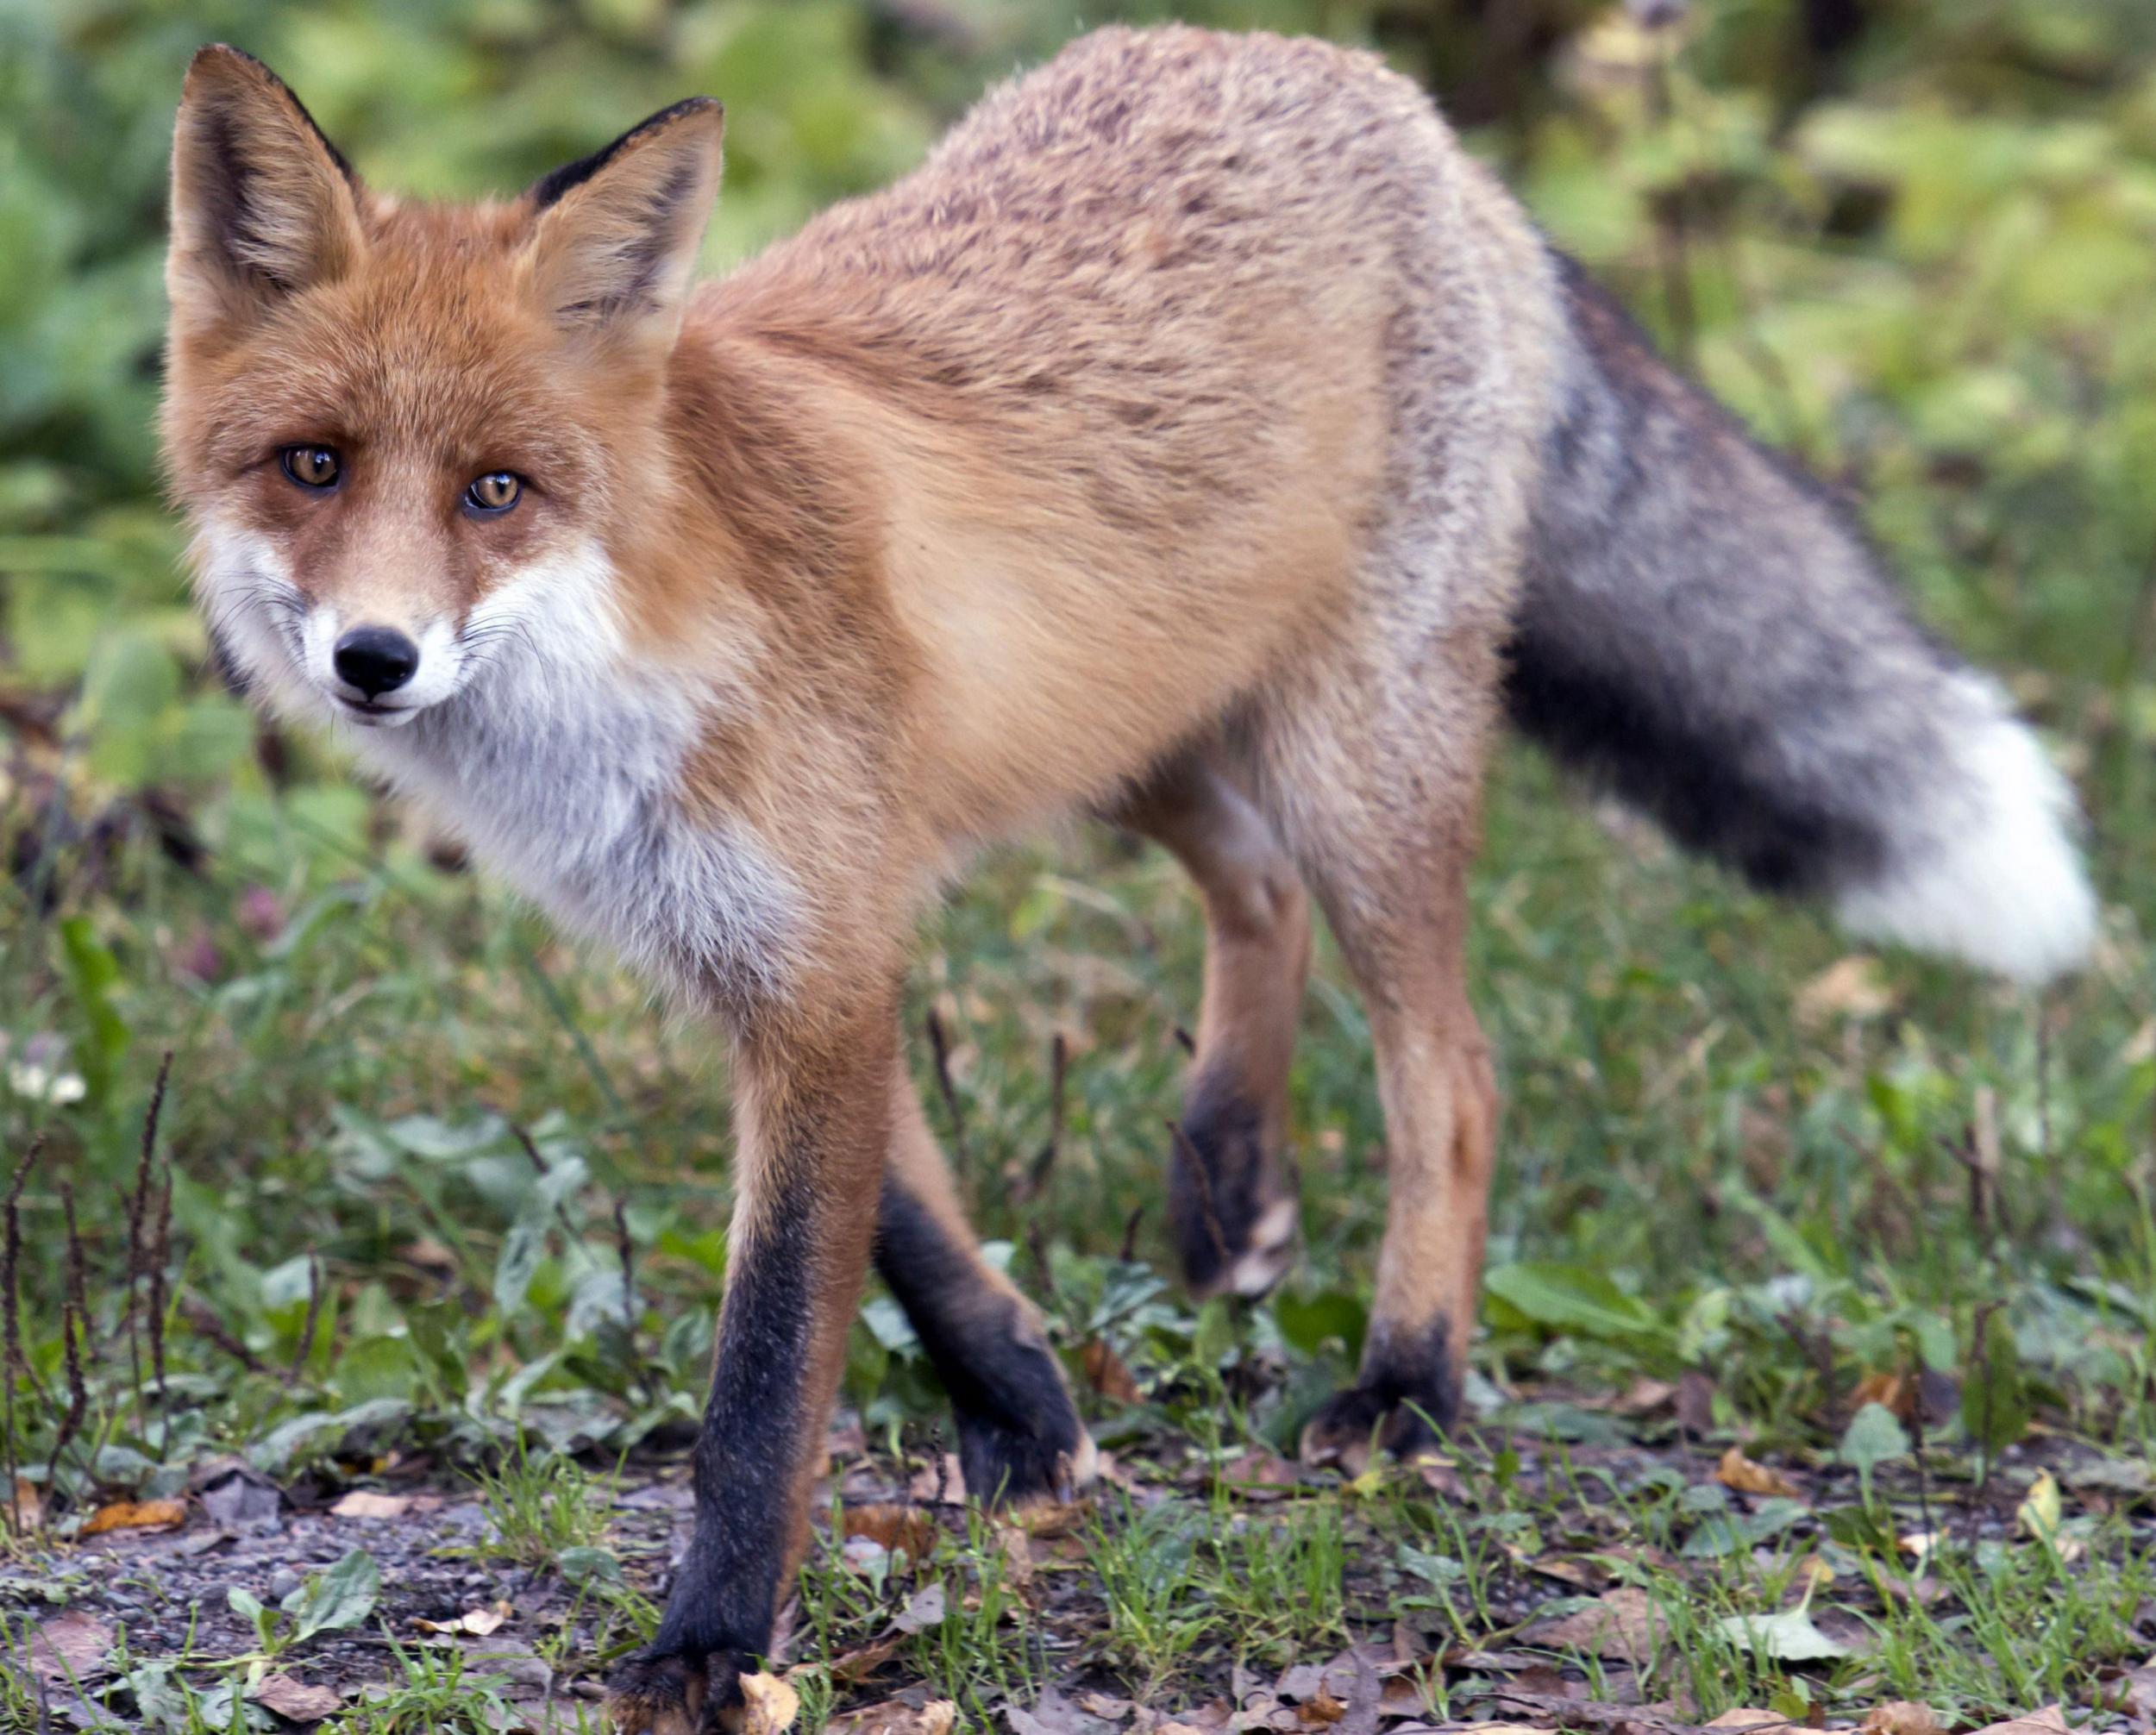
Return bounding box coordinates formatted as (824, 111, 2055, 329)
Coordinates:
(874, 1179, 1082, 1504)
(1169, 1068, 1297, 1295)
(610, 1198, 817, 1728)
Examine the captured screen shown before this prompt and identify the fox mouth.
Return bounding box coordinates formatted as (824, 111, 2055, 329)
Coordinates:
(331, 691, 423, 728)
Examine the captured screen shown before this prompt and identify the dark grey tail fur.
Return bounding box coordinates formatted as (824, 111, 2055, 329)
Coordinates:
(1503, 253, 2093, 982)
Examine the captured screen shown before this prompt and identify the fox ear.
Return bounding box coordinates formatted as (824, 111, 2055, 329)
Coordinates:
(168, 46, 365, 333)
(526, 98, 724, 345)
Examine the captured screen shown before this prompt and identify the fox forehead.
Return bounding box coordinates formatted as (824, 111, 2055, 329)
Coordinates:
(173, 220, 608, 487)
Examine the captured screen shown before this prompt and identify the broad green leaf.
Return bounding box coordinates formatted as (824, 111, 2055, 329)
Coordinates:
(1484, 1262, 1660, 1341)
(287, 1549, 380, 1643)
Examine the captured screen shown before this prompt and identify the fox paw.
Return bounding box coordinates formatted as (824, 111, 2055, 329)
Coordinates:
(606, 1647, 741, 1735)
(1298, 1384, 1451, 1478)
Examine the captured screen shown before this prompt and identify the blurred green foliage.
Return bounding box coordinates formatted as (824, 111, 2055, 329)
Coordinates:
(6, 0, 2156, 796)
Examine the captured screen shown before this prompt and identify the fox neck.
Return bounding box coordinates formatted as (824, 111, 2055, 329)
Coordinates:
(348, 527, 805, 1012)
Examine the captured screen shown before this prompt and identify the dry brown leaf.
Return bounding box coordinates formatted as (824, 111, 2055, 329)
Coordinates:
(1523, 1587, 1663, 1663)
(411, 1602, 509, 1637)
(1527, 1556, 1606, 1591)
(1705, 1713, 1797, 1733)
(80, 1497, 185, 1536)
(250, 1675, 343, 1723)
(1006, 1497, 1093, 1538)
(1796, 955, 1892, 1024)
(907, 1453, 967, 1505)
(1081, 1337, 1142, 1404)
(1715, 1446, 1800, 1499)
(843, 1502, 938, 1560)
(1300, 1688, 1347, 1726)
(1965, 1710, 2070, 1735)
(827, 1634, 900, 1685)
(1616, 1378, 1678, 1415)
(992, 1518, 1037, 1590)
(1081, 1695, 1135, 1721)
(1851, 1371, 1908, 1417)
(30, 1610, 113, 1683)
(5, 1477, 44, 1534)
(740, 1669, 801, 1735)
(1859, 1703, 1945, 1735)
(824, 1699, 956, 1735)
(1677, 1369, 1717, 1437)
(331, 1490, 412, 1519)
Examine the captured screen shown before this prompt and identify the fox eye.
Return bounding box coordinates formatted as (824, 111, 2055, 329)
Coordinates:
(279, 445, 341, 490)
(464, 471, 523, 516)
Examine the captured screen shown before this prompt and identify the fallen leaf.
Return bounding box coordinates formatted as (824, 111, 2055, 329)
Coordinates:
(1705, 1713, 1797, 1733)
(331, 1490, 412, 1520)
(740, 1669, 800, 1735)
(827, 1634, 900, 1685)
(1081, 1695, 1134, 1721)
(30, 1611, 113, 1683)
(992, 1518, 1037, 1589)
(1796, 955, 1892, 1024)
(80, 1497, 186, 1536)
(1081, 1338, 1142, 1404)
(1523, 1587, 1663, 1663)
(1676, 1369, 1716, 1437)
(1617, 1378, 1678, 1415)
(2016, 1469, 2065, 1544)
(907, 1453, 968, 1505)
(1859, 1703, 1945, 1735)
(826, 1701, 956, 1735)
(1715, 1446, 1800, 1499)
(1527, 1556, 1607, 1591)
(1006, 1497, 1092, 1538)
(1965, 1711, 2070, 1735)
(1300, 1688, 1347, 1726)
(250, 1675, 342, 1723)
(5, 1477, 44, 1533)
(892, 1582, 947, 1634)
(411, 1602, 509, 1637)
(843, 1503, 937, 1560)
(1714, 1606, 1850, 1662)
(197, 1464, 282, 1531)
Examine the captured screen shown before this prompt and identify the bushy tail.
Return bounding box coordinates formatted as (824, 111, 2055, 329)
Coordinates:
(1506, 253, 2096, 983)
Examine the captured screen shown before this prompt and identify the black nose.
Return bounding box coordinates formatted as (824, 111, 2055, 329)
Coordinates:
(333, 625, 419, 698)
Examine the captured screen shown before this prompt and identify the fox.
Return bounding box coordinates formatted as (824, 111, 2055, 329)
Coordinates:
(162, 25, 2096, 1732)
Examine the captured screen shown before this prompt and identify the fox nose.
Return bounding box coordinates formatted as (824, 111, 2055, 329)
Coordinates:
(333, 626, 419, 698)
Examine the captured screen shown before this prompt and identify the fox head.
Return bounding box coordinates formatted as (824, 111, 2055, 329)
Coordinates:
(161, 47, 724, 730)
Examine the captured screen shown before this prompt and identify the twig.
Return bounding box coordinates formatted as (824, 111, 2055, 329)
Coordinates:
(124, 1053, 172, 1437)
(1168, 1121, 1232, 1272)
(289, 1255, 324, 1383)
(1021, 1033, 1067, 1201)
(148, 1169, 173, 1454)
(1119, 1204, 1145, 1264)
(924, 1010, 969, 1170)
(181, 1296, 266, 1375)
(46, 1186, 89, 1493)
(2, 1135, 44, 1530)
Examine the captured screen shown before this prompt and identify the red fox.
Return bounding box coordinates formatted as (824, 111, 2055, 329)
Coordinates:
(163, 27, 2096, 1731)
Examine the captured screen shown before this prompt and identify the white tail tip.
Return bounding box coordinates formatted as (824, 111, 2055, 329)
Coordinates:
(1833, 698, 2096, 985)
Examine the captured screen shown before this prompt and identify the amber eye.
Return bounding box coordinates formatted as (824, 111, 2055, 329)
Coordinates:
(279, 445, 341, 490)
(464, 471, 523, 516)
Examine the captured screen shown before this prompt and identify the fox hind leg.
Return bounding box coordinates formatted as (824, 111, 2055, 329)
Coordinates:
(1256, 657, 1502, 1473)
(1116, 757, 1311, 1300)
(874, 1067, 1093, 1504)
